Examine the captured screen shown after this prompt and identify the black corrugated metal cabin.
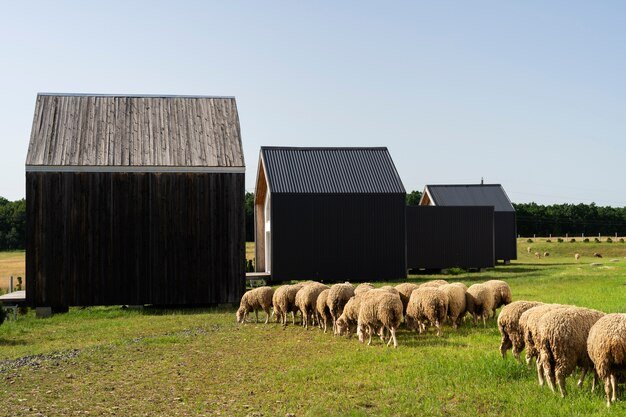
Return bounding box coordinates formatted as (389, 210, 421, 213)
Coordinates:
(406, 206, 495, 270)
(254, 147, 407, 282)
(26, 93, 246, 310)
(419, 184, 517, 263)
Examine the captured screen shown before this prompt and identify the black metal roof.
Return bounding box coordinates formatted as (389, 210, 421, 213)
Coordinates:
(423, 184, 515, 212)
(260, 147, 405, 194)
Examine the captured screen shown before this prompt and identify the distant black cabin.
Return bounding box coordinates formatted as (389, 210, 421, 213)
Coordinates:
(255, 147, 407, 282)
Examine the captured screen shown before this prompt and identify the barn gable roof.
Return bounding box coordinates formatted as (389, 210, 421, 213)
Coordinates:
(26, 93, 245, 171)
(421, 184, 514, 212)
(259, 147, 405, 194)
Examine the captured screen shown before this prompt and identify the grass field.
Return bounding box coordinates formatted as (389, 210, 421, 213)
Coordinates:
(0, 240, 625, 416)
(0, 250, 25, 293)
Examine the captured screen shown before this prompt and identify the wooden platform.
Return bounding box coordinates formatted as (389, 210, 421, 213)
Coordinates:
(0, 290, 26, 304)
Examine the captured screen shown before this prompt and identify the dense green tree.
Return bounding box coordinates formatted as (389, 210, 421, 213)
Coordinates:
(244, 191, 255, 242)
(406, 190, 423, 206)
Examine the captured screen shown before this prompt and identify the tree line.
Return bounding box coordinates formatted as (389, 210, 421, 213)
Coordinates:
(1, 193, 624, 250)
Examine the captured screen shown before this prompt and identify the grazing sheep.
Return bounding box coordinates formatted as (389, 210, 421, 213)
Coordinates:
(484, 280, 512, 317)
(465, 283, 495, 327)
(594, 253, 603, 258)
(295, 282, 329, 329)
(519, 304, 568, 374)
(575, 253, 580, 260)
(379, 285, 400, 294)
(316, 289, 332, 333)
(535, 252, 541, 258)
(538, 307, 605, 397)
(543, 252, 550, 257)
(354, 283, 375, 295)
(587, 314, 626, 407)
(497, 300, 544, 360)
(395, 283, 420, 315)
(272, 283, 305, 325)
(439, 283, 467, 328)
(405, 287, 448, 336)
(327, 283, 355, 334)
(236, 286, 274, 324)
(357, 291, 403, 348)
(450, 282, 468, 291)
(336, 289, 399, 337)
(419, 279, 449, 288)
(527, 246, 532, 253)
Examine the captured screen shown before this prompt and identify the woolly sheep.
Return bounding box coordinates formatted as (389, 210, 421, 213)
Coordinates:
(575, 253, 580, 260)
(295, 282, 329, 329)
(594, 253, 603, 258)
(395, 283, 420, 315)
(439, 283, 467, 329)
(535, 252, 541, 258)
(357, 291, 403, 348)
(543, 252, 550, 257)
(465, 283, 495, 327)
(527, 246, 532, 253)
(484, 280, 512, 317)
(587, 313, 626, 406)
(519, 304, 568, 377)
(497, 300, 544, 360)
(538, 307, 605, 397)
(354, 283, 375, 295)
(336, 289, 399, 337)
(272, 283, 305, 326)
(405, 287, 448, 336)
(236, 286, 274, 324)
(379, 285, 400, 295)
(316, 289, 332, 333)
(419, 279, 449, 288)
(327, 283, 355, 334)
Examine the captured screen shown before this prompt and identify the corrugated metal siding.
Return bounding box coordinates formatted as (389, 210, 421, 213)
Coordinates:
(26, 94, 245, 167)
(495, 211, 518, 261)
(261, 147, 405, 194)
(406, 206, 495, 269)
(270, 194, 407, 281)
(426, 184, 515, 212)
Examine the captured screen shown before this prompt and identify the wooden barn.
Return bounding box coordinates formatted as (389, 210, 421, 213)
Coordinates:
(419, 184, 517, 263)
(254, 147, 407, 282)
(25, 93, 245, 312)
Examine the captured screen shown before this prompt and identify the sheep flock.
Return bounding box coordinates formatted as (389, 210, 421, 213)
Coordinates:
(238, 279, 625, 408)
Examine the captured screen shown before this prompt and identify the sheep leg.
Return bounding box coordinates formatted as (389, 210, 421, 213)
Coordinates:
(500, 335, 512, 359)
(264, 308, 270, 324)
(604, 376, 612, 407)
(390, 327, 398, 348)
(556, 370, 567, 397)
(537, 359, 547, 387)
(577, 368, 587, 389)
(255, 310, 259, 323)
(367, 325, 373, 346)
(591, 370, 598, 392)
(435, 320, 441, 337)
(610, 374, 617, 404)
(482, 313, 487, 328)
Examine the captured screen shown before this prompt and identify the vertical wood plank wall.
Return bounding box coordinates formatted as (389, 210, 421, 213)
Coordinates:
(26, 172, 245, 307)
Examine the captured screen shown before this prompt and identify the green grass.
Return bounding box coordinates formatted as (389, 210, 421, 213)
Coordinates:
(0, 241, 625, 416)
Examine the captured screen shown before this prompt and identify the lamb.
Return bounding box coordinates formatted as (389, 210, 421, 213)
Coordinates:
(587, 313, 626, 406)
(465, 283, 495, 327)
(439, 283, 467, 328)
(538, 306, 605, 397)
(272, 283, 305, 325)
(354, 283, 375, 295)
(484, 280, 512, 317)
(405, 287, 448, 336)
(316, 289, 332, 333)
(395, 283, 420, 315)
(357, 291, 403, 348)
(236, 286, 274, 324)
(594, 253, 603, 258)
(327, 283, 355, 334)
(497, 300, 544, 360)
(294, 282, 329, 329)
(419, 279, 449, 288)
(575, 253, 580, 260)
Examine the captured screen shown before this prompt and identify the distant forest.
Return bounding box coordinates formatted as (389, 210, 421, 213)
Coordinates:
(1, 193, 625, 250)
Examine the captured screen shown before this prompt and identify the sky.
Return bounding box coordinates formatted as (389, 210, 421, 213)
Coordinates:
(1, 1, 625, 205)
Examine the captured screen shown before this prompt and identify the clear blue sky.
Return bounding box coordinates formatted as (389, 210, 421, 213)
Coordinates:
(1, 1, 625, 205)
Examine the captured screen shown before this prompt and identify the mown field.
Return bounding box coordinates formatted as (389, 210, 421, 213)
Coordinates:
(0, 250, 25, 293)
(0, 240, 625, 416)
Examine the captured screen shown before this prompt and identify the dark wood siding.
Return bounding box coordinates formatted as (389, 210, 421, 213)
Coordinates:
(406, 206, 495, 270)
(26, 172, 245, 307)
(270, 193, 406, 282)
(495, 211, 517, 261)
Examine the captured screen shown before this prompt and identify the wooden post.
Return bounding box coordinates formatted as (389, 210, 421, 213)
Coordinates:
(9, 276, 13, 293)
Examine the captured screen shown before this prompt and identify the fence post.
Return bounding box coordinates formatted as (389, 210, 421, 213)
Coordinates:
(9, 276, 13, 293)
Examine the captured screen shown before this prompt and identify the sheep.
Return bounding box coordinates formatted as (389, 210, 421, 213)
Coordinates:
(294, 282, 329, 329)
(236, 286, 274, 324)
(379, 285, 400, 294)
(405, 287, 448, 336)
(587, 313, 626, 407)
(316, 289, 332, 333)
(484, 280, 512, 317)
(354, 283, 375, 295)
(535, 252, 541, 258)
(395, 283, 420, 315)
(519, 304, 568, 371)
(575, 253, 580, 260)
(527, 246, 532, 253)
(497, 300, 544, 360)
(336, 288, 399, 337)
(465, 283, 495, 327)
(356, 291, 403, 348)
(327, 283, 355, 334)
(272, 283, 305, 326)
(439, 283, 467, 328)
(538, 307, 605, 397)
(594, 253, 603, 258)
(419, 279, 449, 288)
(543, 252, 550, 257)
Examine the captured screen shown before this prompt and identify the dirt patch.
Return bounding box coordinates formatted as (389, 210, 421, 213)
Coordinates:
(0, 349, 80, 373)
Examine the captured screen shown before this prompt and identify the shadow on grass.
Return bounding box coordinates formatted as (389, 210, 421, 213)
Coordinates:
(0, 338, 27, 346)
